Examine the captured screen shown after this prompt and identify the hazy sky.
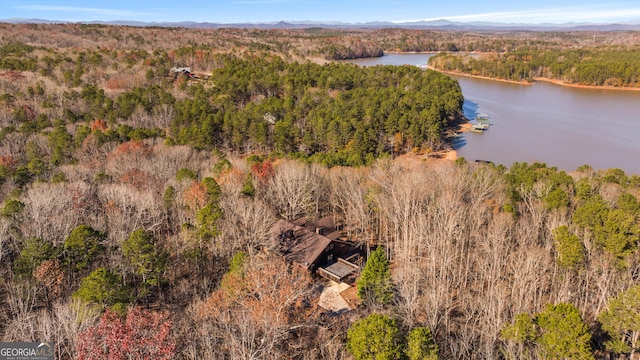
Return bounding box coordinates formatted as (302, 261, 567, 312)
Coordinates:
(3, 0, 640, 24)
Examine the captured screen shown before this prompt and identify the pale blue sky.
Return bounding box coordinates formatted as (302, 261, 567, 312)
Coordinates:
(3, 0, 640, 24)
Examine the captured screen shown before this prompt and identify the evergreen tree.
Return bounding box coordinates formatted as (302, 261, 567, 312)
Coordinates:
(122, 229, 167, 288)
(64, 224, 105, 272)
(535, 303, 594, 360)
(195, 177, 223, 240)
(240, 173, 255, 197)
(406, 327, 439, 360)
(501, 304, 594, 360)
(357, 246, 393, 305)
(196, 203, 223, 241)
(595, 209, 639, 262)
(346, 313, 403, 360)
(598, 285, 640, 356)
(0, 199, 24, 218)
(617, 193, 640, 214)
(501, 313, 537, 359)
(552, 226, 585, 271)
(73, 268, 129, 310)
(14, 237, 57, 277)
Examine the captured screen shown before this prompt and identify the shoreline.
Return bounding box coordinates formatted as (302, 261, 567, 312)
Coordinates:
(431, 68, 640, 91)
(348, 52, 640, 92)
(384, 51, 438, 55)
(435, 117, 473, 163)
(430, 68, 534, 85)
(532, 77, 640, 92)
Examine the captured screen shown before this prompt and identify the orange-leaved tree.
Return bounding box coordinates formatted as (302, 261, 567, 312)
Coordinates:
(194, 254, 320, 359)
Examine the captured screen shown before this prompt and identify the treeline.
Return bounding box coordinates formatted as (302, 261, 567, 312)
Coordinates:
(429, 48, 640, 87)
(0, 23, 384, 61)
(3, 23, 640, 62)
(345, 28, 640, 54)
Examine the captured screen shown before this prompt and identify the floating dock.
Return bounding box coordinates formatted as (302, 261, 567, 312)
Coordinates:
(471, 114, 491, 133)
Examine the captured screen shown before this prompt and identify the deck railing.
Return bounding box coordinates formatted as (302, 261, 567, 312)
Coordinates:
(317, 267, 341, 282)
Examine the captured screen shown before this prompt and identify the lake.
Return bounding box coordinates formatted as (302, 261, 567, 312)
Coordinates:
(347, 54, 640, 175)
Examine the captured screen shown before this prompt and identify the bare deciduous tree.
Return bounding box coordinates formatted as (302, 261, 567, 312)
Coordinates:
(21, 182, 90, 244)
(219, 192, 276, 255)
(260, 160, 325, 220)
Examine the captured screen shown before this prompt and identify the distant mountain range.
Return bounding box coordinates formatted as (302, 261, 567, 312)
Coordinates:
(3, 17, 640, 31)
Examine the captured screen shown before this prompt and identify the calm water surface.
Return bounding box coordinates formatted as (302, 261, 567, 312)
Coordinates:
(348, 54, 640, 175)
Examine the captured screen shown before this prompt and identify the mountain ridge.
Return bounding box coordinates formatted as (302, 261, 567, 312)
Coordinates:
(3, 17, 640, 31)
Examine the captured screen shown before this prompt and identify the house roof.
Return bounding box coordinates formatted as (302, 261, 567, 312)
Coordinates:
(271, 217, 338, 270)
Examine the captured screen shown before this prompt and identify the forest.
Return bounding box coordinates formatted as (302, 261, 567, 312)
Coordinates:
(0, 23, 640, 359)
(172, 55, 462, 166)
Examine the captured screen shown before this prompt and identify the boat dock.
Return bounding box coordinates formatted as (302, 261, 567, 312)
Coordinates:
(471, 114, 491, 133)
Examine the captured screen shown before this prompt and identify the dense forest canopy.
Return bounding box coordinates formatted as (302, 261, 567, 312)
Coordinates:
(0, 23, 639, 359)
(172, 55, 462, 165)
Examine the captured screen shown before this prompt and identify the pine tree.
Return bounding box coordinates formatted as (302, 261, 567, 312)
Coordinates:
(122, 229, 167, 293)
(346, 313, 403, 360)
(552, 226, 585, 270)
(64, 224, 105, 272)
(406, 327, 439, 360)
(73, 268, 129, 310)
(598, 285, 640, 356)
(501, 303, 594, 360)
(536, 303, 594, 360)
(357, 246, 393, 305)
(241, 173, 255, 197)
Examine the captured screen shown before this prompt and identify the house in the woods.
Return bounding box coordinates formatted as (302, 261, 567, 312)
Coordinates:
(270, 216, 362, 283)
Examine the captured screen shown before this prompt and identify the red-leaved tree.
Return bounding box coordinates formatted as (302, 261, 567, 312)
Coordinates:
(251, 160, 274, 183)
(76, 307, 176, 360)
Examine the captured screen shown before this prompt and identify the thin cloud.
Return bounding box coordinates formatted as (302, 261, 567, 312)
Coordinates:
(396, 4, 640, 24)
(16, 5, 157, 18)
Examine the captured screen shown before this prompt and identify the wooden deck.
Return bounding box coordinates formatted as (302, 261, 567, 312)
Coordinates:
(317, 258, 360, 283)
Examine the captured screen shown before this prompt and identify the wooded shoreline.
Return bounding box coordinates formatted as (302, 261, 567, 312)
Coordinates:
(426, 49, 640, 91)
(430, 67, 640, 91)
(357, 51, 640, 91)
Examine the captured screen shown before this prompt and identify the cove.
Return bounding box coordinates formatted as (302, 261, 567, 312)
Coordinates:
(346, 54, 640, 175)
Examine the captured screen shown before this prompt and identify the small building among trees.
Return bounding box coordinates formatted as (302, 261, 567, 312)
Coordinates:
(269, 216, 362, 283)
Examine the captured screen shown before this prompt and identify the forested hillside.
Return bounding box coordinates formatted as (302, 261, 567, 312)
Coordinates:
(429, 48, 640, 87)
(0, 23, 639, 360)
(2, 23, 639, 60)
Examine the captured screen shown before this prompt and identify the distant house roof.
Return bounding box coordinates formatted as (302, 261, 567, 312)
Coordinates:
(270, 216, 338, 270)
(171, 67, 191, 73)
